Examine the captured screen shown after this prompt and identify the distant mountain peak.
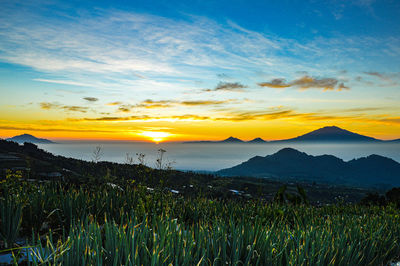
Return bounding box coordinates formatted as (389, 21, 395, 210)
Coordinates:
(17, 133, 36, 138)
(278, 126, 380, 142)
(312, 126, 350, 133)
(275, 147, 301, 154)
(273, 148, 308, 158)
(320, 125, 342, 130)
(6, 134, 54, 144)
(222, 136, 244, 143)
(247, 137, 267, 143)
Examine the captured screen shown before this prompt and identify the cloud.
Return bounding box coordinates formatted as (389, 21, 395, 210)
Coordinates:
(341, 107, 383, 112)
(216, 73, 232, 80)
(354, 76, 374, 85)
(124, 99, 235, 109)
(33, 79, 93, 87)
(40, 102, 89, 113)
(59, 106, 400, 126)
(258, 78, 290, 88)
(363, 71, 400, 86)
(180, 100, 230, 106)
(216, 110, 296, 121)
(83, 97, 98, 102)
(364, 71, 400, 80)
(204, 82, 247, 92)
(258, 76, 350, 91)
(0, 125, 113, 133)
(67, 109, 304, 123)
(364, 71, 389, 80)
(69, 109, 345, 123)
(0, 3, 398, 99)
(40, 102, 58, 110)
(138, 100, 174, 109)
(56, 89, 86, 95)
(0, 6, 286, 81)
(118, 104, 134, 112)
(337, 82, 350, 90)
(107, 102, 122, 106)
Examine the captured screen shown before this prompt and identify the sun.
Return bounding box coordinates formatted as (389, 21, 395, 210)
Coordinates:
(140, 131, 171, 143)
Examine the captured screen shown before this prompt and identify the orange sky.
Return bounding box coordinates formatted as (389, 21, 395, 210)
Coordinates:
(1, 109, 400, 143)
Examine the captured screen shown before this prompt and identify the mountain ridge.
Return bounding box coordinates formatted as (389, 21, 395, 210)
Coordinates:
(217, 148, 400, 188)
(184, 136, 244, 144)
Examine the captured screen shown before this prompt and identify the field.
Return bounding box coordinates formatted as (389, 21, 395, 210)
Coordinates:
(1, 171, 400, 265)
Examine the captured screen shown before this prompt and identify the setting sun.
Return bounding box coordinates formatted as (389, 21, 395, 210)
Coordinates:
(139, 131, 171, 143)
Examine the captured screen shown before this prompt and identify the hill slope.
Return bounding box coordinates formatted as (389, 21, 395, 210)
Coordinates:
(217, 148, 400, 188)
(0, 139, 376, 203)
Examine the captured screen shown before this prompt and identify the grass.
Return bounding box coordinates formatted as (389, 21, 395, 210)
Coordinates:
(0, 193, 22, 249)
(1, 172, 400, 265)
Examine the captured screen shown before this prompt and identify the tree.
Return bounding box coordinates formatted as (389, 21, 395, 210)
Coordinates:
(360, 193, 386, 206)
(386, 187, 400, 207)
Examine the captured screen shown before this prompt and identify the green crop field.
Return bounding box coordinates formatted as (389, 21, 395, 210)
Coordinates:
(1, 171, 400, 265)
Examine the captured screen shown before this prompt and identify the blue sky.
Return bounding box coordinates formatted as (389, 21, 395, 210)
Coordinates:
(0, 0, 399, 140)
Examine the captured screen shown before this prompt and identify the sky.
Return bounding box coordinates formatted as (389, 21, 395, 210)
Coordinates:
(0, 0, 399, 142)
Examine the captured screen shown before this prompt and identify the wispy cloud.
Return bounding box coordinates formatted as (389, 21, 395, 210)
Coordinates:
(2, 3, 395, 95)
(364, 71, 399, 82)
(340, 107, 383, 112)
(83, 97, 98, 102)
(364, 71, 391, 80)
(66, 108, 328, 123)
(181, 100, 231, 105)
(258, 78, 290, 88)
(258, 76, 350, 91)
(107, 102, 123, 106)
(118, 104, 135, 113)
(204, 82, 247, 92)
(33, 79, 93, 87)
(108, 99, 237, 111)
(0, 125, 113, 133)
(137, 100, 174, 109)
(40, 102, 89, 113)
(65, 105, 400, 126)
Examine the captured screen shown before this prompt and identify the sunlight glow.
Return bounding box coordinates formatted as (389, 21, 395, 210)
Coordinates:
(139, 131, 172, 143)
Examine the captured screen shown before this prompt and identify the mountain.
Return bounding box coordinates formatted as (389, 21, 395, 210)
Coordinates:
(184, 126, 388, 144)
(273, 126, 381, 143)
(247, 137, 267, 143)
(217, 148, 400, 188)
(221, 136, 244, 143)
(6, 134, 54, 144)
(184, 136, 244, 144)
